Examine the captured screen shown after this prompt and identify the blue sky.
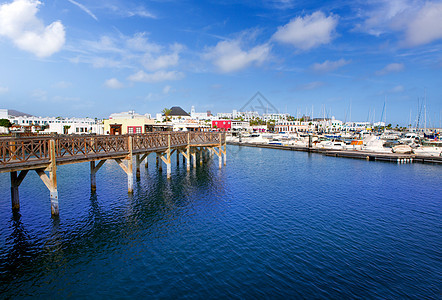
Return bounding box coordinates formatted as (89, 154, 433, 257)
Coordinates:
(0, 0, 441, 126)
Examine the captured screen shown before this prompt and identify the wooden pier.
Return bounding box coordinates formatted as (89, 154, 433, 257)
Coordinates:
(1, 132, 227, 216)
(228, 141, 442, 164)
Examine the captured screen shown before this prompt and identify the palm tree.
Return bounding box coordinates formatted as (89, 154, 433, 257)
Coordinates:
(162, 108, 171, 122)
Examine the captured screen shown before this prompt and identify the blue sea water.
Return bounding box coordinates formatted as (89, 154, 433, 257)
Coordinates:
(0, 145, 441, 298)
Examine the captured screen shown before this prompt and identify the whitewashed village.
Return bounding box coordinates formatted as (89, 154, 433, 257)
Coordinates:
(0, 106, 441, 157)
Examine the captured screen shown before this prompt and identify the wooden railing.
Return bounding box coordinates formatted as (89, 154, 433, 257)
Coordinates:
(0, 132, 225, 169)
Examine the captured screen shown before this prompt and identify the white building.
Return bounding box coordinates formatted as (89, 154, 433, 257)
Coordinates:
(275, 120, 313, 133)
(231, 121, 250, 132)
(217, 110, 260, 121)
(262, 113, 289, 122)
(316, 117, 343, 132)
(343, 121, 372, 132)
(109, 110, 152, 120)
(190, 106, 212, 121)
(44, 123, 104, 135)
(2, 109, 103, 134)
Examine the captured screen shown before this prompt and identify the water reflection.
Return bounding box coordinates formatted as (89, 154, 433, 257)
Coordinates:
(0, 160, 226, 297)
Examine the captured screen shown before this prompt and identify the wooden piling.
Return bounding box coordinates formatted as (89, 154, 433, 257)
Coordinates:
(90, 160, 105, 191)
(90, 161, 97, 191)
(187, 133, 191, 171)
(192, 149, 196, 168)
(135, 155, 141, 179)
(219, 133, 222, 169)
(223, 140, 227, 166)
(10, 170, 28, 211)
(167, 134, 171, 179)
(127, 136, 134, 193)
(49, 140, 59, 215)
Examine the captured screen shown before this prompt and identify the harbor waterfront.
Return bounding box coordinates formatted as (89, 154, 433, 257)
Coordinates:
(0, 145, 441, 298)
(227, 141, 442, 165)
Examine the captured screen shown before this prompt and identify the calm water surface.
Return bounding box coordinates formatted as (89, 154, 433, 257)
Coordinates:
(0, 146, 441, 298)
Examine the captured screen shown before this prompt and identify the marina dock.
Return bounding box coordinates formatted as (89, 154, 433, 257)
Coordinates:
(1, 132, 227, 216)
(228, 141, 442, 164)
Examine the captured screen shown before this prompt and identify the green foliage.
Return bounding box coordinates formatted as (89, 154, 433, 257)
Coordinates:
(162, 108, 172, 122)
(0, 119, 12, 127)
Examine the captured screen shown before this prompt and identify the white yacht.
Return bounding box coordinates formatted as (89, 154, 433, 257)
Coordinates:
(413, 141, 442, 156)
(362, 136, 392, 153)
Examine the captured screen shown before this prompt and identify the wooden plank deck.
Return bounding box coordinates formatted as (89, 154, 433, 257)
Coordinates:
(0, 132, 225, 173)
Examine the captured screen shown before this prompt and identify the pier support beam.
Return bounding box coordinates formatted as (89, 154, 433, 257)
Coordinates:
(35, 139, 59, 216)
(209, 147, 222, 169)
(10, 170, 28, 211)
(223, 142, 227, 166)
(176, 150, 180, 166)
(192, 149, 196, 168)
(90, 160, 106, 191)
(187, 133, 191, 171)
(135, 155, 141, 180)
(138, 153, 149, 170)
(114, 136, 134, 193)
(179, 148, 190, 172)
(166, 135, 171, 179)
(115, 157, 133, 193)
(127, 137, 134, 193)
(218, 133, 223, 169)
(157, 153, 162, 171)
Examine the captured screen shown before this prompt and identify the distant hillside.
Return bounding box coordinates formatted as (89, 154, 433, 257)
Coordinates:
(8, 109, 34, 117)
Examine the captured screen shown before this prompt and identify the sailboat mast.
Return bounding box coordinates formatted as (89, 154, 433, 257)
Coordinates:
(424, 89, 427, 132)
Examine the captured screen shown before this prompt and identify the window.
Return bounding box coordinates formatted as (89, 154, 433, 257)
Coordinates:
(127, 126, 142, 134)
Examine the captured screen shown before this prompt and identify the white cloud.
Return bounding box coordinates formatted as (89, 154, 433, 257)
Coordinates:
(311, 58, 350, 73)
(67, 0, 98, 21)
(142, 43, 183, 71)
(204, 38, 270, 73)
(376, 63, 404, 75)
(355, 0, 411, 36)
(126, 8, 156, 19)
(272, 11, 338, 50)
(267, 0, 295, 9)
(298, 81, 324, 90)
(0, 0, 65, 57)
(31, 89, 47, 101)
(163, 85, 171, 94)
(128, 70, 184, 83)
(405, 2, 442, 47)
(105, 78, 124, 89)
(0, 86, 9, 94)
(356, 1, 442, 47)
(126, 33, 161, 52)
(390, 85, 404, 93)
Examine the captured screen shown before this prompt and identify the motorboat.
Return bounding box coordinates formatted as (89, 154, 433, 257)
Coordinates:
(413, 141, 442, 156)
(362, 136, 392, 153)
(392, 144, 413, 154)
